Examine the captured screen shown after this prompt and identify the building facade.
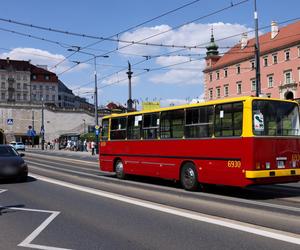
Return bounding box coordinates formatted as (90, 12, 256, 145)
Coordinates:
(0, 58, 59, 106)
(203, 21, 300, 101)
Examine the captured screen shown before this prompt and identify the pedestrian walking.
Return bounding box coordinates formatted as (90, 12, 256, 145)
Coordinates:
(83, 139, 87, 152)
(91, 141, 95, 155)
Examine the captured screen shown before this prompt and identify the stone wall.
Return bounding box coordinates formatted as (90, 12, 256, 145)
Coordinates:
(0, 104, 95, 143)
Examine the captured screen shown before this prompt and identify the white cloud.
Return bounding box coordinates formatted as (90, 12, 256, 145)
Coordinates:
(119, 22, 251, 56)
(118, 22, 251, 86)
(150, 56, 205, 85)
(0, 47, 89, 74)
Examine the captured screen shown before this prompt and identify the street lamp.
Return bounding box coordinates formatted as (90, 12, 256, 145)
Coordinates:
(41, 96, 45, 150)
(67, 48, 109, 154)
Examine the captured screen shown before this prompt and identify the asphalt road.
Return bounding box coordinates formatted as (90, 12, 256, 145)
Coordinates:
(0, 149, 299, 250)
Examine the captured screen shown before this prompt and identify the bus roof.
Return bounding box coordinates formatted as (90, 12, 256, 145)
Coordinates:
(102, 96, 298, 119)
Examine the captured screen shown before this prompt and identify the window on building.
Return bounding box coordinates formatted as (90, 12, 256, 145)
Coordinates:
(52, 86, 55, 91)
(1, 92, 5, 100)
(33, 94, 36, 100)
(185, 106, 213, 138)
(284, 71, 292, 84)
(23, 94, 27, 100)
(1, 74, 5, 80)
(251, 79, 256, 91)
(33, 85, 36, 90)
(52, 95, 55, 101)
(110, 117, 127, 140)
(236, 82, 242, 94)
(16, 74, 20, 80)
(209, 73, 213, 82)
(143, 113, 159, 139)
(273, 54, 278, 64)
(45, 75, 50, 80)
(46, 95, 49, 101)
(23, 75, 27, 81)
(17, 83, 21, 89)
(250, 60, 255, 70)
(263, 57, 268, 67)
(214, 102, 243, 137)
(216, 71, 220, 80)
(160, 109, 184, 139)
(46, 85, 49, 91)
(1, 82, 5, 89)
(17, 93, 21, 100)
(216, 87, 221, 98)
(23, 83, 27, 90)
(209, 88, 213, 100)
(285, 50, 290, 61)
(224, 85, 229, 97)
(268, 75, 274, 88)
(236, 64, 241, 74)
(224, 68, 228, 78)
(32, 74, 37, 80)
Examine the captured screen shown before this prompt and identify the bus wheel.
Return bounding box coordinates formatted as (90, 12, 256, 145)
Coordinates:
(180, 163, 198, 191)
(115, 160, 126, 179)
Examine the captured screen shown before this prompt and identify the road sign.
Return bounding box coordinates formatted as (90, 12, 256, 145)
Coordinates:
(27, 129, 36, 137)
(95, 125, 100, 130)
(7, 119, 13, 125)
(95, 129, 99, 136)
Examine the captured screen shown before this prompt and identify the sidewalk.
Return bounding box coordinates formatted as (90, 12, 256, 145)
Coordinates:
(25, 146, 99, 158)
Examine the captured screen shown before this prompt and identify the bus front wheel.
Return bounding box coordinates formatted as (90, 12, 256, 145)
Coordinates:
(115, 159, 126, 179)
(180, 163, 198, 191)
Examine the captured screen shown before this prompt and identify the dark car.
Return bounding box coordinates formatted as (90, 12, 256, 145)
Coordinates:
(0, 145, 28, 181)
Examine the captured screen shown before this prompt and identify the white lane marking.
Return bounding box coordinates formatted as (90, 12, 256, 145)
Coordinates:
(28, 161, 300, 213)
(0, 190, 71, 250)
(0, 189, 7, 194)
(31, 173, 300, 246)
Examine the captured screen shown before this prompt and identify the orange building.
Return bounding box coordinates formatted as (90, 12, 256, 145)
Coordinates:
(203, 21, 300, 101)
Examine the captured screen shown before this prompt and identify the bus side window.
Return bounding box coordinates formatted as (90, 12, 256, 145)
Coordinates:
(100, 119, 109, 141)
(214, 102, 243, 137)
(110, 117, 127, 140)
(143, 113, 159, 139)
(185, 106, 213, 138)
(160, 109, 184, 139)
(127, 115, 142, 139)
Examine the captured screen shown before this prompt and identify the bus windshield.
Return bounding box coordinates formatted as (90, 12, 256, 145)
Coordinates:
(252, 100, 300, 136)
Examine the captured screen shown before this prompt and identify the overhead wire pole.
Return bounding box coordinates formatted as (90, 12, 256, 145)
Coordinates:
(254, 0, 261, 97)
(68, 48, 109, 154)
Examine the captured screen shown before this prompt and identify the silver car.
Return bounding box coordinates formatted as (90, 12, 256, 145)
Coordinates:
(10, 142, 25, 151)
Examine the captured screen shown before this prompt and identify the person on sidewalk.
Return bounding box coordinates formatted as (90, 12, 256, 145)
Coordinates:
(91, 141, 95, 155)
(83, 139, 88, 152)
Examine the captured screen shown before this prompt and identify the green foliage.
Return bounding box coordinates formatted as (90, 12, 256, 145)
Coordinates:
(80, 133, 95, 141)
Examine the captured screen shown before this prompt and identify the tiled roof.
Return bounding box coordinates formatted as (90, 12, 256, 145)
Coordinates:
(0, 58, 58, 83)
(205, 21, 300, 72)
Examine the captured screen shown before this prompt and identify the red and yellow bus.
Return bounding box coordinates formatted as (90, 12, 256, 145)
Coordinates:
(99, 96, 300, 190)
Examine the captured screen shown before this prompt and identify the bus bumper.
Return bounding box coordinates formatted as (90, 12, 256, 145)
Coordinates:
(245, 168, 300, 178)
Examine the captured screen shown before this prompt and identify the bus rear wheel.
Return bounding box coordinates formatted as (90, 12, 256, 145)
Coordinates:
(115, 159, 126, 179)
(180, 163, 198, 191)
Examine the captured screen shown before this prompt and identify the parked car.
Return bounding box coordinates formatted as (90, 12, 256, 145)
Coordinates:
(0, 145, 28, 181)
(10, 141, 25, 151)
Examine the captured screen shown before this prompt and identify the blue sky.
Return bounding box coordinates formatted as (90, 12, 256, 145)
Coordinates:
(0, 0, 299, 108)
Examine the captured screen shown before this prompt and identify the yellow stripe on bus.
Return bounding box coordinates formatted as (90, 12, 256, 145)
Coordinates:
(245, 168, 300, 178)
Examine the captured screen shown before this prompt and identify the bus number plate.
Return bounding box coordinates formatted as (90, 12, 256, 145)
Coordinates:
(227, 161, 241, 168)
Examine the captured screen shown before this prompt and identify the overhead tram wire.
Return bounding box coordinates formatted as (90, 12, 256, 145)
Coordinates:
(0, 0, 250, 54)
(68, 17, 300, 93)
(41, 0, 204, 74)
(0, 0, 249, 76)
(60, 0, 250, 77)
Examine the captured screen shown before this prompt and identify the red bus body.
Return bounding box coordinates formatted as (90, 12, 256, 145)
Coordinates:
(100, 137, 300, 187)
(99, 97, 300, 188)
